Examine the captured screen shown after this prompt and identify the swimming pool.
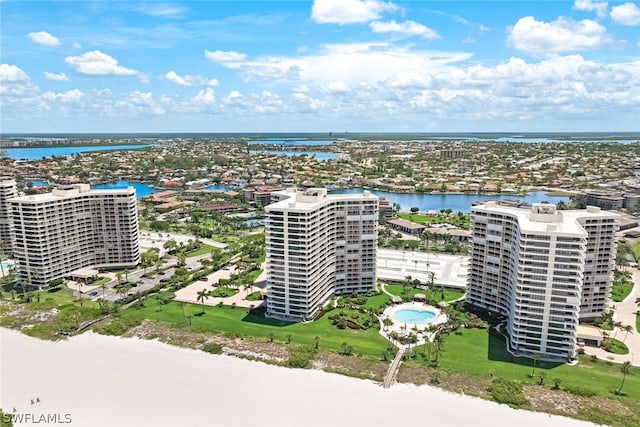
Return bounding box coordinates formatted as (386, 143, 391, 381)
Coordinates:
(393, 308, 437, 325)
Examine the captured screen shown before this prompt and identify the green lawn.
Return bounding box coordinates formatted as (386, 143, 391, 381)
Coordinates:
(384, 284, 463, 302)
(245, 291, 262, 301)
(183, 244, 219, 258)
(602, 338, 629, 355)
(124, 299, 390, 357)
(26, 287, 99, 310)
(397, 212, 470, 229)
(365, 293, 390, 310)
(611, 281, 633, 302)
(632, 240, 640, 262)
(413, 328, 640, 399)
(210, 287, 239, 298)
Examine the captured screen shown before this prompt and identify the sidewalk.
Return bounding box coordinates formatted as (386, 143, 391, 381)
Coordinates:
(583, 270, 639, 366)
(173, 266, 263, 308)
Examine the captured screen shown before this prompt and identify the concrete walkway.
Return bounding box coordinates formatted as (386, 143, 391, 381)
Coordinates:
(584, 269, 640, 366)
(383, 348, 406, 388)
(174, 266, 263, 308)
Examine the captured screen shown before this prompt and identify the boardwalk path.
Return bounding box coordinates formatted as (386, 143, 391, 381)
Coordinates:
(383, 348, 406, 388)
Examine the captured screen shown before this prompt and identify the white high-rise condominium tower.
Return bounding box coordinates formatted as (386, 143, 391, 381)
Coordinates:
(265, 188, 378, 320)
(9, 184, 140, 288)
(468, 202, 618, 361)
(0, 178, 17, 246)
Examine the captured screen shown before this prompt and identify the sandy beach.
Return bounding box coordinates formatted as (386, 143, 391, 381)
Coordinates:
(0, 328, 595, 427)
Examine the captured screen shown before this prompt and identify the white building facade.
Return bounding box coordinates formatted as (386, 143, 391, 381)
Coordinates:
(0, 178, 17, 246)
(265, 188, 378, 320)
(9, 184, 140, 288)
(468, 202, 617, 361)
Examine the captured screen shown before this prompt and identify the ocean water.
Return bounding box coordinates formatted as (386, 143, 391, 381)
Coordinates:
(249, 150, 337, 161)
(93, 179, 157, 199)
(330, 188, 570, 213)
(3, 144, 149, 160)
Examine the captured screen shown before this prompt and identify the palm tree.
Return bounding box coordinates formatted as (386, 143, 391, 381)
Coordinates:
(314, 336, 320, 349)
(530, 353, 540, 377)
(621, 324, 633, 343)
(196, 289, 209, 314)
(99, 282, 107, 299)
(432, 336, 444, 365)
(180, 301, 187, 323)
(78, 281, 84, 307)
(613, 321, 623, 339)
(286, 334, 292, 344)
(538, 371, 547, 385)
(552, 377, 562, 390)
(616, 361, 633, 395)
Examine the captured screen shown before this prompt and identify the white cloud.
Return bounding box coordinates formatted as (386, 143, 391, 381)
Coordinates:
(507, 16, 612, 54)
(64, 51, 147, 81)
(369, 20, 439, 39)
(311, 0, 398, 25)
(223, 90, 243, 104)
(44, 71, 70, 81)
(131, 3, 187, 18)
(72, 42, 82, 49)
(611, 2, 640, 26)
(573, 0, 609, 18)
(192, 88, 216, 105)
(163, 71, 219, 87)
(42, 89, 85, 104)
(28, 31, 61, 47)
(0, 64, 31, 83)
(204, 50, 247, 62)
(0, 64, 39, 96)
(323, 81, 351, 94)
(216, 42, 472, 85)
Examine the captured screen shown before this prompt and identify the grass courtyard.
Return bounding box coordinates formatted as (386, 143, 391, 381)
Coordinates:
(384, 283, 464, 303)
(409, 327, 640, 400)
(124, 299, 390, 357)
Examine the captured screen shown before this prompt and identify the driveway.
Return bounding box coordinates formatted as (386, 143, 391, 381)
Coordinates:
(584, 268, 639, 366)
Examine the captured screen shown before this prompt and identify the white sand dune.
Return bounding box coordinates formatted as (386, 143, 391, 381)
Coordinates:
(0, 328, 596, 427)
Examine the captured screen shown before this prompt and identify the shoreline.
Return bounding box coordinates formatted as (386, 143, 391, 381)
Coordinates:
(0, 327, 595, 427)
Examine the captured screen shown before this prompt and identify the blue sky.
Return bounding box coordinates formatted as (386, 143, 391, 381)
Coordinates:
(1, 0, 639, 133)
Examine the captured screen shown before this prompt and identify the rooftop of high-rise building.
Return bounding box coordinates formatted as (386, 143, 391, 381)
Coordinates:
(472, 201, 619, 235)
(268, 187, 378, 211)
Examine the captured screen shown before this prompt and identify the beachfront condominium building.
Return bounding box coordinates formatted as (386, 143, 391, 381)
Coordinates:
(0, 178, 17, 246)
(9, 184, 140, 288)
(467, 202, 618, 361)
(265, 188, 378, 320)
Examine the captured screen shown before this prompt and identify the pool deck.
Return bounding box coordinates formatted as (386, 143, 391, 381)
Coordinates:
(380, 302, 447, 349)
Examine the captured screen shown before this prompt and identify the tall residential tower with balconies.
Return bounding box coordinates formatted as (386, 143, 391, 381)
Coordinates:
(467, 202, 617, 361)
(265, 188, 378, 320)
(0, 178, 17, 246)
(9, 184, 140, 288)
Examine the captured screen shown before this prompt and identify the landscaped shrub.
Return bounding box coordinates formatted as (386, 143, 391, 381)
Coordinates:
(94, 317, 142, 336)
(563, 385, 596, 397)
(202, 343, 223, 354)
(287, 346, 316, 368)
(487, 378, 529, 407)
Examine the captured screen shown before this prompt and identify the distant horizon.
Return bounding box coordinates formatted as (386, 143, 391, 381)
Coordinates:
(2, 131, 639, 138)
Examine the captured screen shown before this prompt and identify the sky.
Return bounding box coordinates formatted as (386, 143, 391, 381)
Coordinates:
(1, 0, 639, 133)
